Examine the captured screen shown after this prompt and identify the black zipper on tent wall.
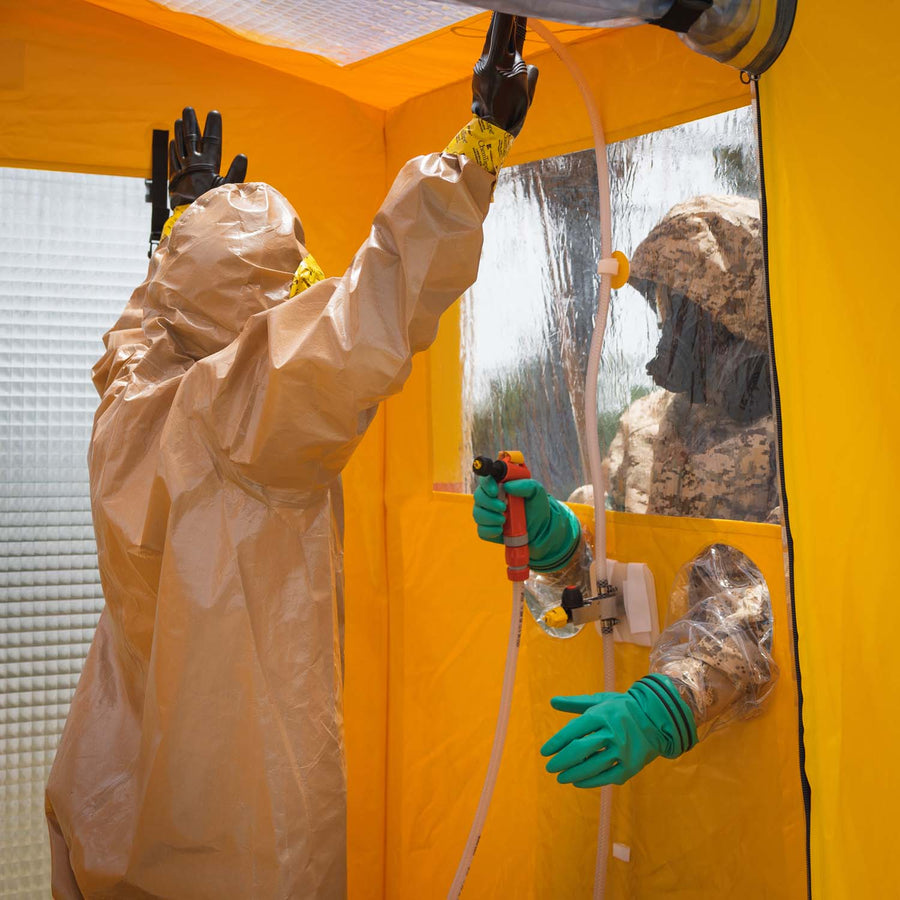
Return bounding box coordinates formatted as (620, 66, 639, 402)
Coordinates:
(752, 78, 813, 900)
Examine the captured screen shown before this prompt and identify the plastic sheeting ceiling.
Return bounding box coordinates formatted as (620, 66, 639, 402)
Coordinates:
(462, 107, 774, 522)
(153, 0, 478, 64)
(0, 168, 149, 898)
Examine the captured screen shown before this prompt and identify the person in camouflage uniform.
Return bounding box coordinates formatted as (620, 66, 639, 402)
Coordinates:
(605, 195, 779, 523)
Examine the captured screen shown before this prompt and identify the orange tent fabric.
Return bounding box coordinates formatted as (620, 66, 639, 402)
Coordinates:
(1, 1, 820, 896)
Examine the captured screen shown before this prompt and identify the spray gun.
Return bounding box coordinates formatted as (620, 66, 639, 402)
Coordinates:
(472, 451, 531, 582)
(450, 451, 531, 899)
(473, 451, 621, 626)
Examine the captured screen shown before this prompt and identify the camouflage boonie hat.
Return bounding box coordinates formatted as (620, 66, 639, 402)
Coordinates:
(628, 195, 767, 347)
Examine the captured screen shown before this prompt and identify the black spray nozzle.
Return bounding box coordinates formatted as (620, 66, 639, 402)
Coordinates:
(561, 585, 585, 613)
(472, 455, 507, 482)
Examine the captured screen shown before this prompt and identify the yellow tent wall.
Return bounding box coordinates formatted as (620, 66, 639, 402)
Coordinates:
(379, 30, 805, 896)
(762, 2, 900, 897)
(1, 1, 814, 897)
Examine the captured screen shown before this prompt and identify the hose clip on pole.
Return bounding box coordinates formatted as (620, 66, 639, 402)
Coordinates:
(597, 250, 630, 289)
(542, 582, 619, 631)
(597, 580, 619, 634)
(472, 451, 531, 582)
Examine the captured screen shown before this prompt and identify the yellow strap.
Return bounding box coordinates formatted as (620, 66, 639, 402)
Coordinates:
(161, 204, 190, 239)
(289, 254, 327, 298)
(445, 118, 514, 176)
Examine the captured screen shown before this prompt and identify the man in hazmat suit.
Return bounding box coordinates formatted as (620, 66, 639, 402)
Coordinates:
(472, 197, 779, 787)
(45, 14, 537, 899)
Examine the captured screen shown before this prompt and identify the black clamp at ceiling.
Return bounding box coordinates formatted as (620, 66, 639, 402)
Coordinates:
(145, 128, 169, 257)
(649, 0, 713, 33)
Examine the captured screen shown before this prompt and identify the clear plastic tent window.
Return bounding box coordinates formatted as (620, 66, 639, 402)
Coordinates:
(462, 107, 779, 523)
(153, 0, 479, 64)
(0, 168, 149, 898)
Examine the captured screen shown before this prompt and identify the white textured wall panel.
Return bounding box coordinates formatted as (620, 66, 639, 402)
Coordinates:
(0, 167, 148, 898)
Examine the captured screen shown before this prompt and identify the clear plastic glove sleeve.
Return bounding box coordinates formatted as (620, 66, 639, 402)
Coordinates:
(528, 533, 777, 738)
(650, 546, 778, 737)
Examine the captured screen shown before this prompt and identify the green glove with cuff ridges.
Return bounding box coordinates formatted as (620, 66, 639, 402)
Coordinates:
(540, 674, 697, 788)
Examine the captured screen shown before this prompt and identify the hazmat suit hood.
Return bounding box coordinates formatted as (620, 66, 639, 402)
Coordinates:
(603, 197, 778, 522)
(628, 194, 771, 423)
(628, 195, 765, 346)
(96, 183, 307, 393)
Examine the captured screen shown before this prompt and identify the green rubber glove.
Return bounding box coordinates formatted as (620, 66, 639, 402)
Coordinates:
(540, 674, 697, 788)
(472, 476, 581, 571)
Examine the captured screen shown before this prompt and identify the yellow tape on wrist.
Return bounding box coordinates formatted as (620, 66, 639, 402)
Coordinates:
(161, 204, 191, 239)
(445, 118, 514, 176)
(289, 254, 326, 298)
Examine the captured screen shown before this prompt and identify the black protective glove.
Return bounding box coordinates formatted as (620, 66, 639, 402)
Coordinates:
(472, 13, 538, 138)
(168, 107, 248, 209)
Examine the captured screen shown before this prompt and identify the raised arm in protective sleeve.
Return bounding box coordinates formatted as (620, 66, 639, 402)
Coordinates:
(175, 152, 494, 491)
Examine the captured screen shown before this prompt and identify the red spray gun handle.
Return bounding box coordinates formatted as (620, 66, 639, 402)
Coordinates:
(473, 451, 532, 582)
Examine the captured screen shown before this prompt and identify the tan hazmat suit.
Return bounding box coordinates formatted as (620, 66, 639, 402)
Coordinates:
(45, 152, 493, 899)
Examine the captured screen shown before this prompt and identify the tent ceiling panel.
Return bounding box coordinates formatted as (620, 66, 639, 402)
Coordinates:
(4, 0, 748, 180)
(79, 0, 599, 108)
(152, 0, 478, 65)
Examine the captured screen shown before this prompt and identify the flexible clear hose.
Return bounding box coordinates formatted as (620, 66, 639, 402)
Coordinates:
(447, 581, 525, 900)
(449, 23, 619, 897)
(530, 21, 612, 587)
(530, 22, 617, 900)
